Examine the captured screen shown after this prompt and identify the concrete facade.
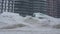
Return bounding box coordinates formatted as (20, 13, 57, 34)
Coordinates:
(0, 0, 14, 13)
(47, 0, 60, 18)
(14, 0, 47, 16)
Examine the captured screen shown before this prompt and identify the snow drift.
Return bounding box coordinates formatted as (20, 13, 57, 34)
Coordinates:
(0, 12, 60, 30)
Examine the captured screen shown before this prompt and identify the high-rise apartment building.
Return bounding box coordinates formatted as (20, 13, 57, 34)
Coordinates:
(0, 0, 14, 13)
(47, 0, 60, 18)
(14, 0, 47, 16)
(0, 0, 47, 17)
(0, 0, 60, 18)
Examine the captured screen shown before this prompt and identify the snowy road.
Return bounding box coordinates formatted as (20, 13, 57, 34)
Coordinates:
(0, 29, 60, 34)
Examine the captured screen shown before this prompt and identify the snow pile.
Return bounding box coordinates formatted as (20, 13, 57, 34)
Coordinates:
(24, 16, 50, 28)
(33, 13, 60, 27)
(0, 12, 24, 22)
(0, 12, 60, 30)
(0, 12, 26, 28)
(0, 12, 37, 29)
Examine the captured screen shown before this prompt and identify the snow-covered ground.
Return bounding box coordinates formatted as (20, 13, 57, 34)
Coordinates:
(0, 12, 60, 34)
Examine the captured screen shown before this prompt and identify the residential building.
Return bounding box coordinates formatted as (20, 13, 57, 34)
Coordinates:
(14, 0, 47, 16)
(47, 0, 60, 18)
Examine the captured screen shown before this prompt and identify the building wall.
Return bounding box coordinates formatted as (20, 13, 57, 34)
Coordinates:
(0, 0, 2, 13)
(56, 0, 60, 18)
(14, 0, 30, 16)
(0, 0, 60, 18)
(14, 0, 47, 16)
(0, 0, 14, 13)
(0, 0, 47, 17)
(47, 0, 60, 18)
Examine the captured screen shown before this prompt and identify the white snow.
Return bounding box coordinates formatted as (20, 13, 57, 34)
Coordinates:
(0, 12, 60, 34)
